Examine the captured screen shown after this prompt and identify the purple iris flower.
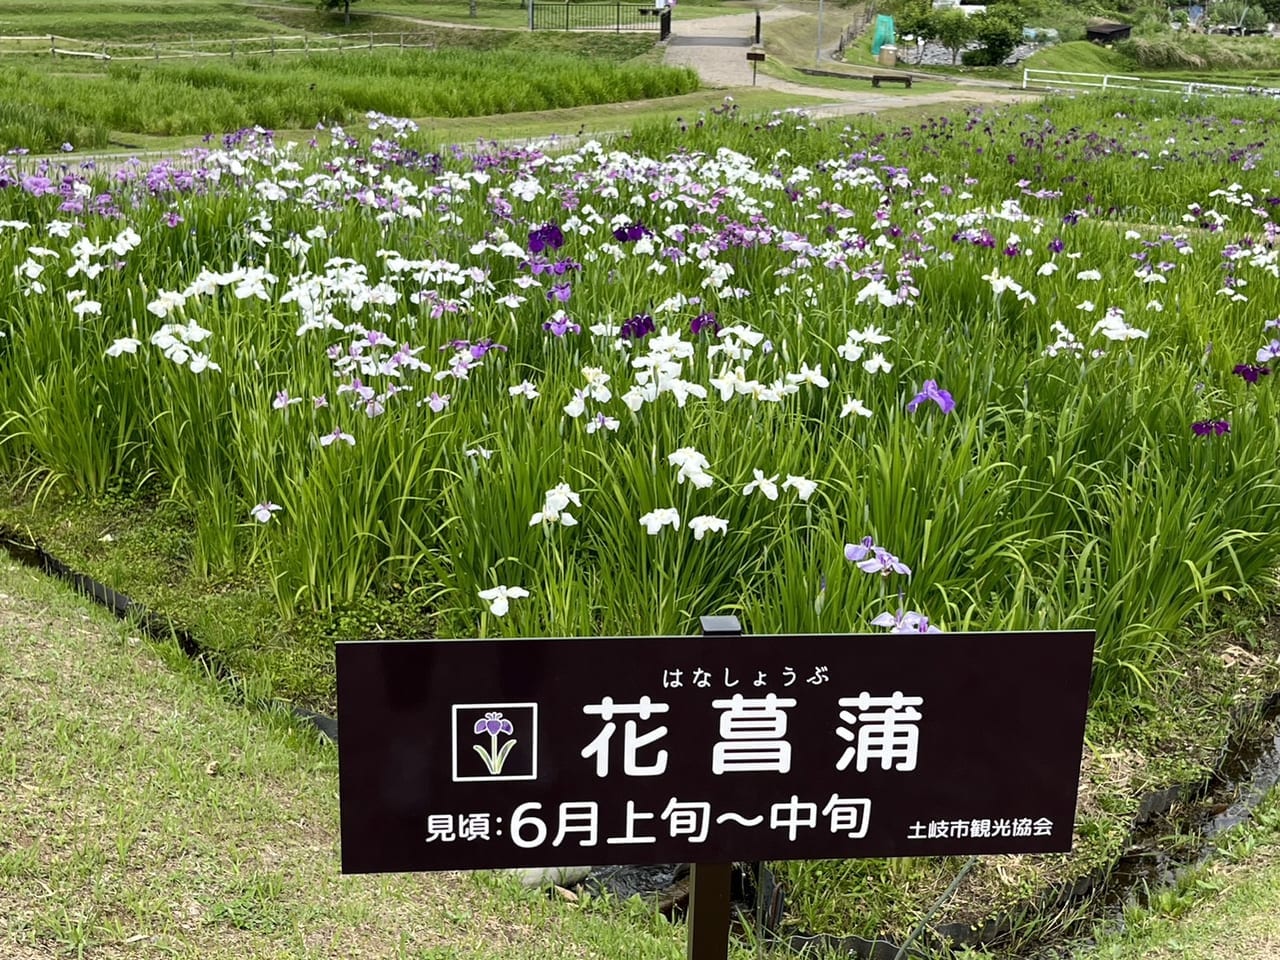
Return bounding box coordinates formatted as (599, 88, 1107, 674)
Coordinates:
(620, 311, 655, 340)
(547, 282, 572, 304)
(543, 314, 581, 337)
(1191, 419, 1230, 437)
(1233, 364, 1271, 383)
(612, 221, 648, 243)
(528, 221, 564, 254)
(857, 548, 912, 577)
(871, 607, 927, 632)
(844, 536, 876, 563)
(906, 380, 955, 414)
(474, 711, 514, 736)
(690, 311, 720, 337)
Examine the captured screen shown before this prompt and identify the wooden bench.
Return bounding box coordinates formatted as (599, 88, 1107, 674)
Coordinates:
(871, 74, 912, 88)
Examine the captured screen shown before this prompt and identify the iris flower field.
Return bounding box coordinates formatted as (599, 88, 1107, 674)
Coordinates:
(1, 95, 1279, 721)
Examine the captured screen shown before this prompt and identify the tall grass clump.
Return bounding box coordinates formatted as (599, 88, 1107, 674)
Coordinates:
(0, 47, 696, 150)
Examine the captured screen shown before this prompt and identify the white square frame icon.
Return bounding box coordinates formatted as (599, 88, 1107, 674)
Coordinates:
(451, 702, 539, 782)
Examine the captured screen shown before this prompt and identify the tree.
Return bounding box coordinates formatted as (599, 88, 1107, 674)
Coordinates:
(963, 11, 1022, 65)
(927, 9, 975, 65)
(321, 0, 359, 27)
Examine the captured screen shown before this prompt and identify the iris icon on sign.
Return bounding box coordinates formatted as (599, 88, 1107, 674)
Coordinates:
(451, 703, 538, 782)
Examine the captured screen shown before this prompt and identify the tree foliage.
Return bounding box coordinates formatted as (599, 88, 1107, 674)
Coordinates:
(928, 8, 975, 64)
(962, 10, 1022, 65)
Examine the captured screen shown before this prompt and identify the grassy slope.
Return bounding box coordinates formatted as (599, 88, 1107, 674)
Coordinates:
(0, 557, 726, 960)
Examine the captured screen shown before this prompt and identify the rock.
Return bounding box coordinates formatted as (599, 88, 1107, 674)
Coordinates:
(510, 865, 592, 888)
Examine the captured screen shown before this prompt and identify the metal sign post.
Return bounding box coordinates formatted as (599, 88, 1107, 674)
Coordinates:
(746, 46, 765, 87)
(686, 616, 742, 960)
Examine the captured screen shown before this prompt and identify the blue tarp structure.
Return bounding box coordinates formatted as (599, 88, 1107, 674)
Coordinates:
(871, 14, 896, 54)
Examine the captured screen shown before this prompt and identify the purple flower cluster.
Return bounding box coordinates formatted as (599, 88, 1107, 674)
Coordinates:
(845, 536, 912, 577)
(1191, 419, 1230, 437)
(522, 256, 580, 277)
(443, 337, 507, 361)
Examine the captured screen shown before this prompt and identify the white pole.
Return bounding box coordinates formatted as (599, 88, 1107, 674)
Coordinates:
(816, 0, 823, 65)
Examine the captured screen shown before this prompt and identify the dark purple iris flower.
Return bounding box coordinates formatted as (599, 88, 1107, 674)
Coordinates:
(619, 312, 655, 340)
(528, 221, 564, 254)
(612, 221, 649, 243)
(690, 311, 720, 337)
(1049, 237, 1064, 253)
(1191, 419, 1231, 437)
(1233, 364, 1271, 383)
(474, 711, 514, 736)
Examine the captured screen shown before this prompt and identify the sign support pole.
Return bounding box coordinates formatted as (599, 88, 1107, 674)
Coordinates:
(687, 615, 742, 960)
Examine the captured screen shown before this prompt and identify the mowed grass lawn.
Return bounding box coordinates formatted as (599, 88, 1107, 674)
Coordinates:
(0, 559, 719, 960)
(0, 0, 744, 40)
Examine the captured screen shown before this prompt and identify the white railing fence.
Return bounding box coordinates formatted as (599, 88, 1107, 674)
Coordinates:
(1022, 68, 1280, 99)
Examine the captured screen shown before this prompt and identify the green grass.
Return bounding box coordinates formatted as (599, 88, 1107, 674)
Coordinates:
(1022, 40, 1132, 76)
(0, 557, 740, 959)
(0, 43, 698, 149)
(0, 0, 744, 39)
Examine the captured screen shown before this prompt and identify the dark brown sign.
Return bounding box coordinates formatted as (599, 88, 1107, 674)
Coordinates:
(336, 631, 1093, 874)
(746, 50, 766, 62)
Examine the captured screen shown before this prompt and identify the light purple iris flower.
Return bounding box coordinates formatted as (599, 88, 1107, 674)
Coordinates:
(473, 711, 514, 736)
(907, 380, 955, 414)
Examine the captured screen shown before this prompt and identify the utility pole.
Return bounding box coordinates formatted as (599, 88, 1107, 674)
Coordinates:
(816, 0, 824, 65)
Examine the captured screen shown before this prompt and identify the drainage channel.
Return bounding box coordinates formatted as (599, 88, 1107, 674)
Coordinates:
(0, 526, 338, 741)
(5, 527, 1279, 958)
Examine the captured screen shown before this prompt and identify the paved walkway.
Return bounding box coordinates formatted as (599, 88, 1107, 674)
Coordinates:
(663, 5, 1035, 117)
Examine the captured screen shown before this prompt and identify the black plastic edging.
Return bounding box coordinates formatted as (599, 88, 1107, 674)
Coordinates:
(0, 527, 338, 742)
